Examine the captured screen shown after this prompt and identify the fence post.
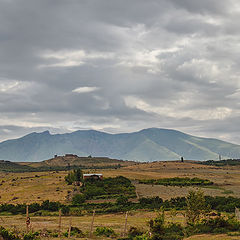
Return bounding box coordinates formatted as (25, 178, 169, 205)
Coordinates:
(123, 211, 128, 236)
(58, 209, 62, 236)
(68, 217, 72, 239)
(235, 207, 240, 220)
(89, 210, 95, 237)
(26, 205, 30, 232)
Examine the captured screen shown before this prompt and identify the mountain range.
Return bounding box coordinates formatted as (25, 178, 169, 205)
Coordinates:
(0, 128, 240, 162)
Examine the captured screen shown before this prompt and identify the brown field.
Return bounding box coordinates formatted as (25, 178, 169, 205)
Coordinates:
(1, 160, 240, 239)
(0, 171, 73, 204)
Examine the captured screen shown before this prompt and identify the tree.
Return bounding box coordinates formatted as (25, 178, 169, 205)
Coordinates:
(149, 208, 165, 240)
(65, 168, 83, 185)
(72, 194, 86, 205)
(61, 205, 70, 216)
(75, 168, 83, 182)
(185, 190, 209, 225)
(116, 195, 128, 205)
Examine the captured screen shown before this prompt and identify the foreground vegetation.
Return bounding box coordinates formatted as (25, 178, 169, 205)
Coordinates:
(1, 194, 240, 216)
(1, 190, 240, 240)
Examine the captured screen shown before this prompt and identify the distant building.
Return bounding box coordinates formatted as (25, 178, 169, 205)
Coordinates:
(83, 174, 103, 180)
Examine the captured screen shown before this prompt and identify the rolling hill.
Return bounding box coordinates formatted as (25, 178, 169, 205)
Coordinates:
(0, 128, 240, 162)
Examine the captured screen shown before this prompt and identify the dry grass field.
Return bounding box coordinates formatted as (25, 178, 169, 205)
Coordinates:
(1, 160, 240, 239)
(0, 171, 73, 204)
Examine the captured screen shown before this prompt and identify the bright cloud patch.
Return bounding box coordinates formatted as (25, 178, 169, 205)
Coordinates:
(72, 86, 100, 93)
(39, 49, 114, 68)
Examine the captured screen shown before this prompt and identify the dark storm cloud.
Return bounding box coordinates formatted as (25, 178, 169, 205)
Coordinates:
(0, 0, 240, 144)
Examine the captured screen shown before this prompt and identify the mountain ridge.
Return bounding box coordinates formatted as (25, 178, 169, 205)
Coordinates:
(0, 128, 240, 162)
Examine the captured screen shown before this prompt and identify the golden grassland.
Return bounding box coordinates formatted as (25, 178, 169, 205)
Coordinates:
(1, 161, 240, 239)
(0, 171, 73, 204)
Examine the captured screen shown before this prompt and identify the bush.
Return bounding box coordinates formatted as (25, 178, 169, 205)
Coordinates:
(0, 226, 20, 240)
(149, 210, 184, 240)
(72, 194, 86, 205)
(128, 226, 144, 238)
(63, 227, 85, 237)
(61, 205, 70, 215)
(163, 223, 184, 240)
(139, 197, 163, 209)
(185, 215, 240, 236)
(116, 195, 129, 205)
(95, 227, 116, 237)
(23, 232, 39, 240)
(41, 200, 60, 211)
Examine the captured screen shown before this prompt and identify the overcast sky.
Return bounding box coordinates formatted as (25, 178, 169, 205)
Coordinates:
(0, 0, 240, 143)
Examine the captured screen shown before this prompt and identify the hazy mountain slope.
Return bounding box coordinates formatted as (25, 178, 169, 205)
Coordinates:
(0, 128, 240, 162)
(189, 137, 240, 159)
(124, 138, 180, 161)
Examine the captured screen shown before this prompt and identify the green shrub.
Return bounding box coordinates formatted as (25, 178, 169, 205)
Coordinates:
(128, 226, 144, 238)
(95, 226, 116, 237)
(116, 195, 129, 205)
(149, 210, 184, 240)
(72, 194, 86, 205)
(186, 215, 240, 236)
(63, 226, 84, 237)
(61, 205, 70, 215)
(134, 234, 150, 240)
(23, 232, 39, 240)
(0, 226, 20, 240)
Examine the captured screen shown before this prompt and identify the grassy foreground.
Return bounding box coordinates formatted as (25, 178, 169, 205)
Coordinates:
(0, 211, 240, 239)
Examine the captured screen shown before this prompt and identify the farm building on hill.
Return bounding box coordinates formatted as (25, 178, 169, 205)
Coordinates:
(83, 173, 103, 180)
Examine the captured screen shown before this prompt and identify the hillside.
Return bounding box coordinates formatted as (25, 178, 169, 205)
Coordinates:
(0, 128, 240, 162)
(24, 155, 135, 169)
(0, 160, 33, 172)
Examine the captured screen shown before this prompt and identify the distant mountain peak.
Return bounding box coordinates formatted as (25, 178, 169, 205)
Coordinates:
(26, 130, 51, 136)
(0, 128, 239, 162)
(41, 130, 51, 135)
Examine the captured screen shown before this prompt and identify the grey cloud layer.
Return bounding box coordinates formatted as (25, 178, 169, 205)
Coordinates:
(0, 0, 240, 144)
